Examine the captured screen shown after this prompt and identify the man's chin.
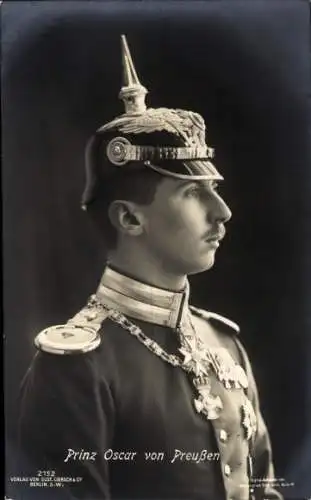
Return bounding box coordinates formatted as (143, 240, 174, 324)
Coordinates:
(187, 254, 216, 276)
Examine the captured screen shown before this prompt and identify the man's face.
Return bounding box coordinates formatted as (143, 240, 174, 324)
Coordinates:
(140, 177, 232, 275)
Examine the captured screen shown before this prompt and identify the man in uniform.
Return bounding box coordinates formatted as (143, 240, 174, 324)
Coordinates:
(18, 36, 282, 500)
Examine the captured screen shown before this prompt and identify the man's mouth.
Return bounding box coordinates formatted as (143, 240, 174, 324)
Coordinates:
(205, 237, 220, 248)
(206, 235, 221, 242)
(204, 229, 225, 243)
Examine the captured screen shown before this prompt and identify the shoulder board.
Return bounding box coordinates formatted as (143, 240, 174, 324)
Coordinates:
(34, 300, 111, 355)
(190, 305, 240, 335)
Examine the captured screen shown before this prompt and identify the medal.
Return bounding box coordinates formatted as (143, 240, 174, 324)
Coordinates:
(241, 398, 257, 440)
(208, 348, 249, 390)
(179, 339, 209, 376)
(194, 394, 223, 420)
(178, 324, 223, 420)
(193, 374, 223, 420)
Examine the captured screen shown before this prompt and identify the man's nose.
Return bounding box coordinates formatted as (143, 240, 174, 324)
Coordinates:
(207, 192, 232, 224)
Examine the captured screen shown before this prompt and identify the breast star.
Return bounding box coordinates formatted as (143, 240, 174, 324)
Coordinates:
(179, 344, 209, 376)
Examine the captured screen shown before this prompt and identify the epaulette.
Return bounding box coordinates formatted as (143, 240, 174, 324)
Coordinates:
(190, 305, 240, 335)
(34, 296, 111, 355)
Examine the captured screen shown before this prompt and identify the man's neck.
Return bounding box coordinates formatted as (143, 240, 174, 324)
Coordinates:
(108, 249, 187, 292)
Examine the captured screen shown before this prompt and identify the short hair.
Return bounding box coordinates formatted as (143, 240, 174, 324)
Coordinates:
(86, 166, 163, 250)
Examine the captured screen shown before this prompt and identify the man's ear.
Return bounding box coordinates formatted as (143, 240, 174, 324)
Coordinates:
(108, 200, 145, 236)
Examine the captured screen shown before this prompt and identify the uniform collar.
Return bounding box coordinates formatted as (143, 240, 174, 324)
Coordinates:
(96, 265, 190, 329)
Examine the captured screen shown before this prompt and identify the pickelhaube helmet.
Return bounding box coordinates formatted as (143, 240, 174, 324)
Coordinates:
(82, 35, 223, 209)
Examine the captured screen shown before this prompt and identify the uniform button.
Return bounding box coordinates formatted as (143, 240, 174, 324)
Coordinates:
(224, 464, 231, 476)
(219, 429, 228, 442)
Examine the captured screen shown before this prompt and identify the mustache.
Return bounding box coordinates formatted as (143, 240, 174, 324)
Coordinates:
(203, 226, 226, 241)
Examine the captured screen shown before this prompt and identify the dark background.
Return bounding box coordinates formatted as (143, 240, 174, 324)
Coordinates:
(3, 1, 311, 498)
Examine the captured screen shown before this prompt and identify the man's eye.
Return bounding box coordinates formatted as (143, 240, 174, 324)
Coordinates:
(184, 187, 200, 198)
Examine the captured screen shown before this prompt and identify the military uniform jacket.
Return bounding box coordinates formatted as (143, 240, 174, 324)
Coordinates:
(18, 268, 282, 500)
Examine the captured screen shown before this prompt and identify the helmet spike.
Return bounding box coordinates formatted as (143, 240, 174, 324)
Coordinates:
(121, 34, 140, 86)
(118, 35, 148, 115)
